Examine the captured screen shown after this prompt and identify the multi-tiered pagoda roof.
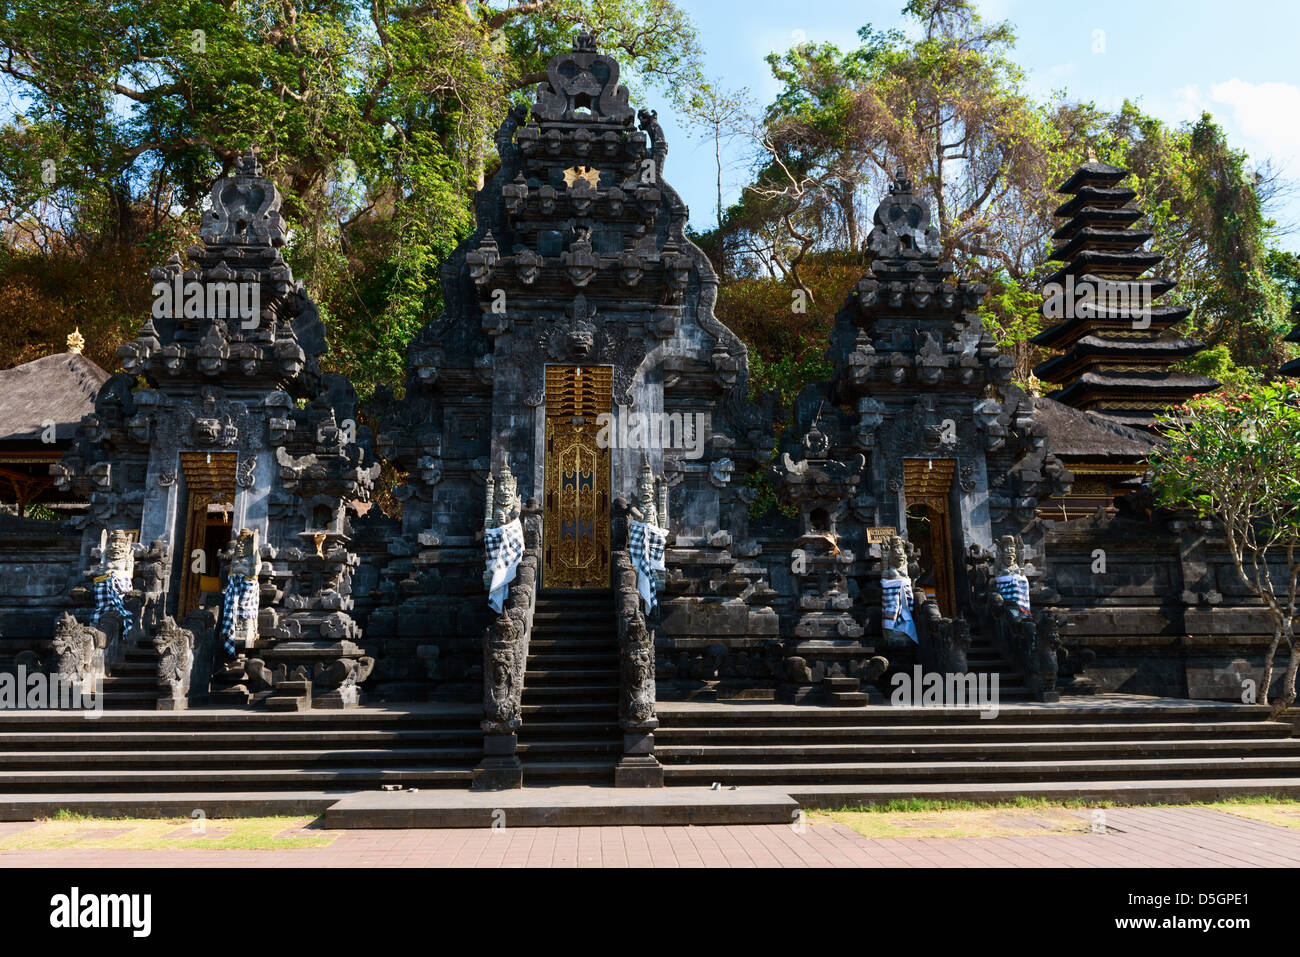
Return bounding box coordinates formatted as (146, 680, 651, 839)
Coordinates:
(1032, 161, 1217, 429)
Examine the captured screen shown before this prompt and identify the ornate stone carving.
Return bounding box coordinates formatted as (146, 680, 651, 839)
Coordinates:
(532, 33, 634, 124)
(51, 612, 107, 686)
(154, 616, 195, 708)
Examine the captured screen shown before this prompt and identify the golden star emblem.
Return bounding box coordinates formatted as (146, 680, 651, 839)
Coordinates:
(563, 165, 601, 189)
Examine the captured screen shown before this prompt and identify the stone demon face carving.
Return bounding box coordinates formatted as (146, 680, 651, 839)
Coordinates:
(565, 321, 596, 359)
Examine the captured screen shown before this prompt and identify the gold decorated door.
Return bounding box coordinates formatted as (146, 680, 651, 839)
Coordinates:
(543, 365, 611, 589)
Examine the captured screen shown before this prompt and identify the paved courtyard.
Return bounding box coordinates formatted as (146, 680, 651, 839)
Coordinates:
(1, 804, 1298, 867)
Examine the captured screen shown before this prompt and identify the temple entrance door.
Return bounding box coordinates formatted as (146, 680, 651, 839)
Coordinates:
(903, 458, 956, 617)
(177, 451, 237, 617)
(542, 365, 611, 589)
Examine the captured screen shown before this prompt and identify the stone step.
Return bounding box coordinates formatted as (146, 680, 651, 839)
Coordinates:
(2, 747, 481, 768)
(324, 786, 797, 828)
(99, 676, 158, 691)
(522, 684, 619, 700)
(522, 759, 618, 785)
(517, 739, 623, 755)
(0, 707, 478, 726)
(514, 717, 621, 738)
(657, 738, 1300, 763)
(0, 766, 476, 792)
(655, 702, 1277, 727)
(523, 669, 620, 682)
(827, 691, 871, 706)
(531, 615, 616, 625)
(520, 698, 618, 712)
(0, 728, 482, 749)
(653, 720, 1293, 743)
(527, 639, 617, 652)
(824, 677, 860, 690)
(97, 692, 160, 707)
(108, 662, 156, 676)
(662, 755, 1300, 784)
(527, 653, 619, 667)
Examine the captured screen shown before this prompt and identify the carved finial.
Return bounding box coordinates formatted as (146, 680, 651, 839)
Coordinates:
(890, 165, 913, 194)
(66, 328, 85, 355)
(573, 32, 597, 52)
(235, 148, 263, 177)
(1087, 147, 1098, 163)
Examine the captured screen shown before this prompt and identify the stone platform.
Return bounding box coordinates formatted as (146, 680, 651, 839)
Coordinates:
(324, 786, 798, 828)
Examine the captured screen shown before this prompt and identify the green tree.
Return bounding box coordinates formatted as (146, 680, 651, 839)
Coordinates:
(1150, 381, 1300, 713)
(0, 0, 706, 397)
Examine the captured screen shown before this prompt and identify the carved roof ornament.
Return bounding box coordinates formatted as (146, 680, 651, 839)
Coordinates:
(66, 328, 85, 355)
(533, 33, 635, 124)
(200, 148, 285, 248)
(563, 165, 601, 189)
(867, 168, 942, 262)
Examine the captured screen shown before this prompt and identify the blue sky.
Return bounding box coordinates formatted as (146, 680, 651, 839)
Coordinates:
(639, 0, 1300, 252)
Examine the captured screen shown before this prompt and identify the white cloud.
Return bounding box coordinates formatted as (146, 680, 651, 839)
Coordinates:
(1204, 79, 1300, 175)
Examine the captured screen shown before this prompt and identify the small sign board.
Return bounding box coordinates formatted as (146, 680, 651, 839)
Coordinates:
(864, 526, 897, 544)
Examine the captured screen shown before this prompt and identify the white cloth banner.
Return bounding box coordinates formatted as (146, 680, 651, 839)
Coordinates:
(881, 576, 917, 643)
(628, 519, 668, 614)
(484, 519, 525, 613)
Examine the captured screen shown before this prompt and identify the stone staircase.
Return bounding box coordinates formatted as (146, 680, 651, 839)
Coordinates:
(100, 633, 162, 709)
(517, 590, 621, 784)
(0, 707, 481, 802)
(963, 630, 1034, 702)
(654, 698, 1300, 803)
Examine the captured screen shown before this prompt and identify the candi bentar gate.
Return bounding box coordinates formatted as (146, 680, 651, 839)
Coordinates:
(0, 36, 1296, 813)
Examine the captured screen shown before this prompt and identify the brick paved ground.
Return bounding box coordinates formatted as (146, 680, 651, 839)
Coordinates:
(1, 805, 1298, 867)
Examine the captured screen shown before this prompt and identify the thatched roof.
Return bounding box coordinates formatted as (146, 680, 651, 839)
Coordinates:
(0, 351, 111, 444)
(1032, 395, 1160, 462)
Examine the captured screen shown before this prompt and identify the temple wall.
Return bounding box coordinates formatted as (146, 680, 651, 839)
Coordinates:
(0, 515, 82, 659)
(1042, 514, 1288, 700)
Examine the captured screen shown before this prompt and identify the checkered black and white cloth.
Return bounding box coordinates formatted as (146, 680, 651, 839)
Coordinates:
(91, 572, 130, 629)
(628, 519, 667, 614)
(995, 573, 1031, 616)
(484, 518, 526, 613)
(881, 576, 917, 643)
(220, 573, 259, 656)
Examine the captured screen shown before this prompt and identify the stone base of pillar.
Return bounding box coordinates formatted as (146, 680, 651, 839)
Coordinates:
(615, 729, 664, 787)
(473, 732, 523, 790)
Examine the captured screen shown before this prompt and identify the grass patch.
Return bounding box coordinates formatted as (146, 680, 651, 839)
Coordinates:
(818, 794, 1300, 815)
(809, 794, 1300, 839)
(0, 815, 336, 851)
(811, 806, 1093, 839)
(819, 796, 1118, 814)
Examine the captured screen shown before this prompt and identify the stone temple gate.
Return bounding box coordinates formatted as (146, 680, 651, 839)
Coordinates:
(0, 36, 1295, 801)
